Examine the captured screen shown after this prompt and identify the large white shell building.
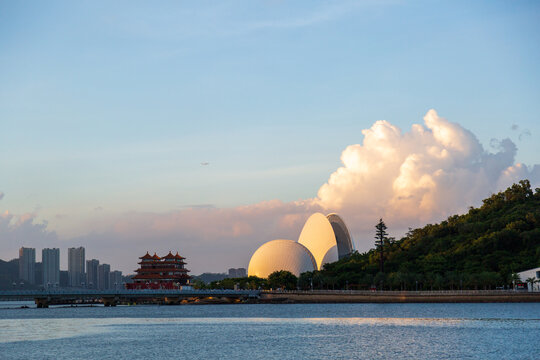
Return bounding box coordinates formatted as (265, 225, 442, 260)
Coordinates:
(247, 213, 354, 278)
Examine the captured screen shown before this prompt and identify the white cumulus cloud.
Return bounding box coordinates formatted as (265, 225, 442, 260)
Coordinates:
(315, 109, 539, 237)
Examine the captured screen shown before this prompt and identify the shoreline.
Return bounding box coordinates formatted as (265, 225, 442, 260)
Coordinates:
(2, 290, 540, 306)
(258, 291, 540, 303)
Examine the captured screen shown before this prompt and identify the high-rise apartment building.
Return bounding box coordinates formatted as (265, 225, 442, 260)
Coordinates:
(97, 263, 110, 290)
(86, 259, 99, 289)
(109, 270, 123, 290)
(68, 247, 85, 287)
(19, 247, 36, 284)
(42, 248, 60, 287)
(34, 262, 43, 286)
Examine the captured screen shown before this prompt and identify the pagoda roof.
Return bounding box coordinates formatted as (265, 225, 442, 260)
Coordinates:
(135, 268, 189, 273)
(140, 252, 153, 260)
(138, 261, 186, 266)
(163, 251, 176, 259)
(152, 252, 161, 260)
(159, 259, 185, 264)
(132, 273, 191, 280)
(174, 252, 185, 260)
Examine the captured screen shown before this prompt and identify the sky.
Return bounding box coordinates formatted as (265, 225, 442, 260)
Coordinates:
(0, 0, 539, 274)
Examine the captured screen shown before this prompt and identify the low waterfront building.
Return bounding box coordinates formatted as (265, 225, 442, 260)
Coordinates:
(127, 252, 191, 290)
(517, 267, 540, 292)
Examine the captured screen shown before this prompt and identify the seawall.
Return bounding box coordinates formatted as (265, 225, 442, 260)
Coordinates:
(259, 290, 540, 303)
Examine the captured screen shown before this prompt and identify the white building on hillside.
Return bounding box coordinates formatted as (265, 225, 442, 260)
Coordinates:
(517, 267, 540, 292)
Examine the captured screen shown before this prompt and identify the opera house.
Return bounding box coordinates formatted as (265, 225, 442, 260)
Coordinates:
(248, 213, 354, 278)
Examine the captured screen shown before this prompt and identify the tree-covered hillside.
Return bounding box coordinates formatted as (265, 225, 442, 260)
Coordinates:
(303, 180, 540, 290)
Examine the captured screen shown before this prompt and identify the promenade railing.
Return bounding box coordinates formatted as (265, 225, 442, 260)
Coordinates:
(262, 289, 538, 295)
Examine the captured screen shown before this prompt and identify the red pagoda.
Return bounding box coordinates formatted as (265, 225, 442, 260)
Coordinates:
(127, 251, 191, 290)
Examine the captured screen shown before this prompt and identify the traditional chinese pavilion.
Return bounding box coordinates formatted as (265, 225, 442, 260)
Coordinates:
(126, 251, 191, 290)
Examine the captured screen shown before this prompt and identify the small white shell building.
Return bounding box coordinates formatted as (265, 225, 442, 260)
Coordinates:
(247, 239, 316, 278)
(247, 213, 354, 278)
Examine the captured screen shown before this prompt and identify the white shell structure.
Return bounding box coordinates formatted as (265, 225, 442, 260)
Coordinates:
(248, 239, 316, 278)
(321, 245, 339, 268)
(298, 213, 338, 270)
(247, 213, 354, 278)
(326, 213, 354, 259)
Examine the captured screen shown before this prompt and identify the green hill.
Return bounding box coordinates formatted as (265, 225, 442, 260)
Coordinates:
(304, 180, 540, 290)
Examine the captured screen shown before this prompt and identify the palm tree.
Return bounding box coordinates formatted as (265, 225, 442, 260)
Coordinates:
(526, 277, 536, 292)
(511, 272, 521, 290)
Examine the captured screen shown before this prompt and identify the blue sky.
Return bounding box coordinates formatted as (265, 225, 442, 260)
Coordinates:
(0, 1, 539, 272)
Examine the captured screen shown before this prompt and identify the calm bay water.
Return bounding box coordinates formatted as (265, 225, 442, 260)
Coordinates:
(0, 302, 539, 359)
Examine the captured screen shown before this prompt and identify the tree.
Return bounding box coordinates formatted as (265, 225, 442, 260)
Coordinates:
(511, 272, 521, 289)
(268, 270, 298, 290)
(191, 279, 207, 290)
(373, 272, 386, 290)
(375, 219, 389, 273)
(298, 271, 313, 290)
(526, 277, 536, 292)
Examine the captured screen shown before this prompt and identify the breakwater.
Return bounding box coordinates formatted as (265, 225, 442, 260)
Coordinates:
(259, 290, 540, 303)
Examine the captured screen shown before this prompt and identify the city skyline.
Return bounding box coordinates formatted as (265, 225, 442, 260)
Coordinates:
(1, 1, 539, 274)
(3, 245, 239, 276)
(7, 245, 124, 289)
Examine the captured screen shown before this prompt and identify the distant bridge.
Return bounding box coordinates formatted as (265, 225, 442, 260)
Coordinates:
(0, 289, 261, 307)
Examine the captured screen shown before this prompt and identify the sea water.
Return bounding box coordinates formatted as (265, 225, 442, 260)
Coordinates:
(0, 302, 539, 359)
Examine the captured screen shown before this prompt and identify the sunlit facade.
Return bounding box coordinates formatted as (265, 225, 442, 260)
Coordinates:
(248, 239, 316, 278)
